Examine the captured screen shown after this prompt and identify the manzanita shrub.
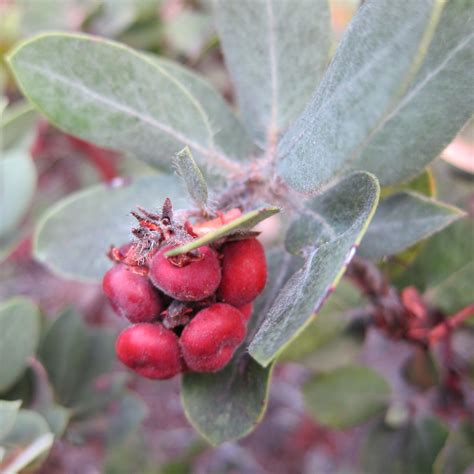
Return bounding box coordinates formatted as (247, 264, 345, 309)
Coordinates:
(1, 0, 473, 471)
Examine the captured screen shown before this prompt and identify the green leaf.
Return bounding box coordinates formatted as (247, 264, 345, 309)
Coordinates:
(402, 348, 439, 391)
(0, 410, 53, 474)
(181, 355, 273, 446)
(279, 280, 365, 362)
(1, 100, 37, 150)
(38, 308, 115, 411)
(397, 219, 474, 313)
(361, 417, 449, 474)
(434, 423, 474, 474)
(0, 298, 40, 393)
(0, 401, 21, 441)
(146, 55, 256, 161)
(34, 174, 191, 282)
(106, 392, 148, 447)
(249, 172, 379, 366)
(299, 333, 364, 373)
(358, 192, 464, 259)
(180, 250, 300, 446)
(215, 0, 331, 147)
(165, 206, 280, 257)
(277, 0, 474, 193)
(380, 169, 435, 199)
(303, 365, 391, 429)
(0, 148, 37, 238)
(174, 147, 208, 210)
(7, 33, 240, 175)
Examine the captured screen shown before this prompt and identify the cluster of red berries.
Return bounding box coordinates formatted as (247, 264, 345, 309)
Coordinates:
(102, 201, 267, 379)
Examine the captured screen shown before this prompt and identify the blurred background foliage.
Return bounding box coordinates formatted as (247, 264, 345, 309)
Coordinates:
(0, 0, 473, 472)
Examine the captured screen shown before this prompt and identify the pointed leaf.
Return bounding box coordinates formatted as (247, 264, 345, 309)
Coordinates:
(303, 365, 391, 429)
(146, 55, 256, 161)
(361, 417, 449, 474)
(7, 33, 240, 175)
(215, 0, 331, 147)
(165, 207, 280, 257)
(174, 146, 208, 209)
(249, 172, 379, 366)
(34, 174, 190, 282)
(0, 298, 40, 393)
(277, 0, 474, 193)
(359, 192, 464, 259)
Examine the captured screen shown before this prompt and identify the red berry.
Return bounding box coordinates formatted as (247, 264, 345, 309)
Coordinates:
(103, 264, 163, 323)
(237, 302, 254, 325)
(115, 323, 182, 379)
(180, 303, 246, 372)
(149, 245, 221, 302)
(217, 238, 267, 306)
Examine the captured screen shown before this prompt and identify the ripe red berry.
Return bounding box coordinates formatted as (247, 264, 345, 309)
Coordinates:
(115, 323, 182, 379)
(149, 245, 221, 301)
(102, 264, 163, 323)
(217, 238, 267, 306)
(180, 303, 246, 372)
(237, 302, 254, 325)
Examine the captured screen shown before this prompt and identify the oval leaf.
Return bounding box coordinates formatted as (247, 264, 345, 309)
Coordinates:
(0, 149, 37, 238)
(147, 55, 256, 161)
(396, 219, 474, 313)
(249, 172, 379, 366)
(303, 365, 391, 429)
(0, 401, 21, 441)
(361, 417, 449, 474)
(359, 191, 464, 259)
(180, 250, 300, 445)
(215, 0, 331, 147)
(34, 174, 190, 282)
(277, 0, 474, 193)
(7, 33, 240, 175)
(0, 298, 40, 393)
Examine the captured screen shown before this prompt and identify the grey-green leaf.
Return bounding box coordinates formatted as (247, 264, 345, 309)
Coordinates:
(165, 206, 280, 257)
(277, 0, 474, 193)
(303, 365, 391, 429)
(215, 0, 331, 147)
(0, 298, 40, 393)
(249, 172, 379, 366)
(279, 280, 365, 362)
(7, 33, 239, 175)
(0, 149, 37, 238)
(359, 191, 464, 259)
(361, 417, 449, 474)
(146, 55, 256, 161)
(397, 219, 474, 313)
(34, 175, 190, 282)
(180, 249, 299, 445)
(174, 146, 208, 209)
(0, 401, 21, 441)
(39, 307, 115, 410)
(1, 101, 37, 151)
(181, 355, 273, 446)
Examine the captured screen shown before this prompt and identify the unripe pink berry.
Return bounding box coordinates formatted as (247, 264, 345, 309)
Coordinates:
(180, 303, 246, 372)
(115, 323, 182, 379)
(217, 238, 267, 306)
(103, 264, 163, 323)
(149, 245, 221, 301)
